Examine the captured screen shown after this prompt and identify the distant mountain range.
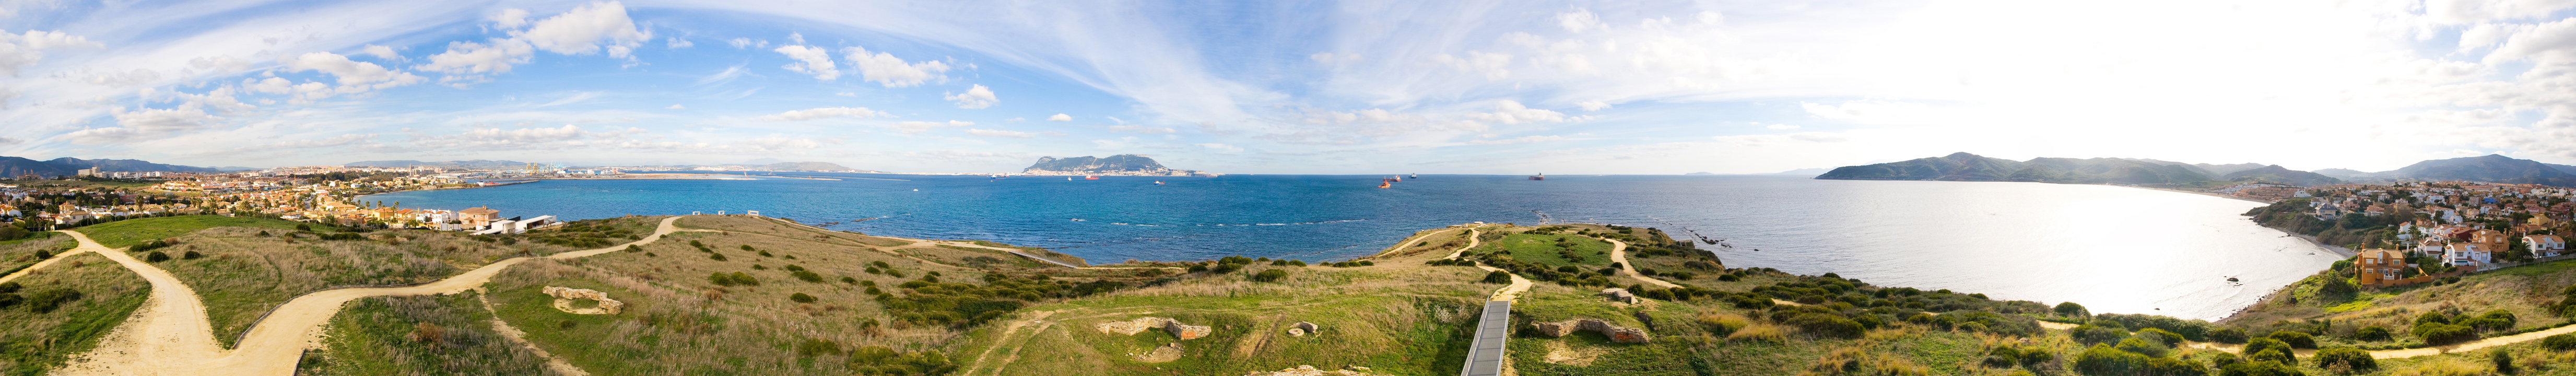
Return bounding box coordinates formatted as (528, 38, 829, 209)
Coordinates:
(747, 161, 863, 172)
(1820, 152, 2576, 187)
(2309, 154, 2576, 186)
(344, 160, 537, 170)
(1815, 152, 2342, 186)
(0, 156, 220, 179)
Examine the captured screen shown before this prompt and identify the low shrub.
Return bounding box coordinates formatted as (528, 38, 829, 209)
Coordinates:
(2072, 344, 2149, 375)
(2356, 325, 2391, 342)
(2241, 337, 2296, 366)
(2543, 333, 2576, 351)
(2313, 347, 2375, 372)
(1250, 269, 1289, 283)
(2266, 331, 2315, 349)
(790, 293, 817, 303)
(144, 251, 170, 262)
(1727, 323, 1787, 343)
(2209, 327, 2249, 344)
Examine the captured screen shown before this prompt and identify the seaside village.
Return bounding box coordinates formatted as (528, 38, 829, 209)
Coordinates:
(2283, 181, 2576, 287)
(0, 166, 563, 236)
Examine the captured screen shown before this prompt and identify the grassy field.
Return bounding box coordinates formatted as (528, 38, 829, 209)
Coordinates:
(70, 215, 304, 248)
(114, 216, 650, 348)
(2224, 257, 2576, 349)
(1490, 233, 1614, 268)
(0, 232, 71, 277)
(301, 292, 558, 375)
(0, 252, 151, 376)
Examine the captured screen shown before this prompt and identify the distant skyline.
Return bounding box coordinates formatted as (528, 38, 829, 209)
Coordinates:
(5, 1, 2576, 174)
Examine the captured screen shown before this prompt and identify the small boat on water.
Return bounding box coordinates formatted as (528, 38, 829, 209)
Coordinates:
(1153, 181, 1166, 185)
(1085, 175, 1099, 180)
(1378, 181, 1392, 189)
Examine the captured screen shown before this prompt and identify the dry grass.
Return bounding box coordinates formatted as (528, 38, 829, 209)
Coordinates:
(0, 232, 72, 274)
(1730, 323, 1791, 343)
(2383, 357, 2490, 376)
(154, 225, 586, 348)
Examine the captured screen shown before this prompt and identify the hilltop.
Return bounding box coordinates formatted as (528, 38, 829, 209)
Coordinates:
(1023, 154, 1209, 176)
(2316, 154, 2576, 186)
(1817, 152, 2348, 187)
(0, 156, 218, 178)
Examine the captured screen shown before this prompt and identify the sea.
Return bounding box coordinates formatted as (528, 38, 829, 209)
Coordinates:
(360, 173, 2339, 321)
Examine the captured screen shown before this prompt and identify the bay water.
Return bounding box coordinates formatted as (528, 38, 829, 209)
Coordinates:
(361, 173, 2337, 320)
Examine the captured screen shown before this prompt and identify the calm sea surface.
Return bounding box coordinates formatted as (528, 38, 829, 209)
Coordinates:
(360, 173, 2337, 320)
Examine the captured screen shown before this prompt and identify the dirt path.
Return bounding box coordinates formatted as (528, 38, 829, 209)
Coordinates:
(960, 310, 1059, 376)
(1365, 227, 1463, 260)
(56, 216, 699, 375)
(475, 288, 589, 375)
(0, 244, 90, 285)
(1451, 229, 1533, 302)
(1599, 239, 1679, 289)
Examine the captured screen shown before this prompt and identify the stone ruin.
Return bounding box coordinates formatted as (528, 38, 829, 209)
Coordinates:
(543, 286, 625, 315)
(1242, 365, 1382, 376)
(1530, 319, 1651, 344)
(1287, 321, 1320, 337)
(1599, 288, 1637, 304)
(1096, 317, 1211, 340)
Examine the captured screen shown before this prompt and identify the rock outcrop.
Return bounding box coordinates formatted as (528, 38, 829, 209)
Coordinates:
(543, 286, 624, 315)
(1530, 319, 1651, 344)
(1599, 288, 1637, 304)
(1096, 317, 1211, 340)
(1289, 322, 1320, 336)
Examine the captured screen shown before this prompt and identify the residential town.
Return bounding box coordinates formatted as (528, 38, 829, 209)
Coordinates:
(2260, 181, 2576, 287)
(1, 165, 561, 238)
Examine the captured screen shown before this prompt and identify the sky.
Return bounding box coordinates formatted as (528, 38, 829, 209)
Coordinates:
(5, 0, 2576, 174)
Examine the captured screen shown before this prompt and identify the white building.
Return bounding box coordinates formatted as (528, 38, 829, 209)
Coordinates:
(2527, 234, 2568, 258)
(2444, 242, 2493, 266)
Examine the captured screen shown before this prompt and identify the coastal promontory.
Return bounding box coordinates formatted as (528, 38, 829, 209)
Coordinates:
(1021, 154, 1214, 176)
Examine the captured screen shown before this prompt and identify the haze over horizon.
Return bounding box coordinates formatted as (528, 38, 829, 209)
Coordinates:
(7, 1, 2576, 174)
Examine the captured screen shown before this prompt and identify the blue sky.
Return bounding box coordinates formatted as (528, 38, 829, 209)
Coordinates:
(6, 1, 2576, 174)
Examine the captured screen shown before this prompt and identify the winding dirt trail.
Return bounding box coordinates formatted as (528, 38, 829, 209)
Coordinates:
(0, 241, 90, 285)
(1452, 229, 1532, 302)
(56, 216, 701, 375)
(1600, 239, 1679, 289)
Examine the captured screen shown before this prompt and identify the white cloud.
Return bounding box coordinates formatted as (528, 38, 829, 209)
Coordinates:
(1577, 100, 1612, 111)
(965, 128, 1034, 138)
(744, 136, 820, 151)
(285, 52, 422, 87)
(417, 39, 534, 76)
(359, 44, 402, 60)
(83, 68, 161, 87)
(666, 38, 693, 49)
(1431, 52, 1512, 80)
(834, 92, 855, 96)
(1557, 9, 1607, 33)
(1197, 143, 1243, 152)
(666, 104, 685, 109)
(1108, 125, 1178, 134)
(413, 124, 598, 149)
(491, 8, 532, 29)
(187, 55, 252, 73)
(1310, 52, 1361, 64)
(773, 45, 840, 80)
(756, 107, 884, 121)
(1467, 135, 1565, 145)
(727, 38, 765, 49)
(1048, 113, 1073, 122)
(1767, 124, 1801, 130)
(788, 32, 806, 45)
(843, 45, 950, 87)
(0, 29, 104, 76)
(891, 120, 972, 134)
(516, 1, 651, 57)
(1464, 100, 1568, 124)
(946, 84, 997, 109)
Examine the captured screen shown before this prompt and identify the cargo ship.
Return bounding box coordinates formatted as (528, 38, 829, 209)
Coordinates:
(1528, 173, 1545, 181)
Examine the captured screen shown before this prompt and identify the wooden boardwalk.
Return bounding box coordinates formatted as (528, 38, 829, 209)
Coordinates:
(1460, 300, 1511, 376)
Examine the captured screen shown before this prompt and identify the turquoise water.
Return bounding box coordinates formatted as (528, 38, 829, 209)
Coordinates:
(361, 173, 2337, 320)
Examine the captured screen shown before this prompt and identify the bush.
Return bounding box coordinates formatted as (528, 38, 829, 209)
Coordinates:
(181, 251, 203, 260)
(2056, 301, 2090, 317)
(1482, 271, 1512, 284)
(2209, 328, 2249, 344)
(1783, 313, 1864, 339)
(2265, 331, 2315, 349)
(2116, 337, 2168, 358)
(1697, 313, 1750, 336)
(790, 293, 817, 303)
(144, 251, 170, 262)
(2544, 333, 2576, 351)
(793, 270, 825, 283)
(25, 288, 81, 313)
(624, 245, 641, 252)
(2414, 323, 2478, 345)
(2242, 338, 2296, 366)
(2492, 348, 2515, 374)
(2137, 328, 2186, 346)
(2217, 360, 2302, 376)
(2147, 357, 2210, 376)
(796, 337, 840, 357)
(1251, 269, 1289, 283)
(2355, 326, 2391, 341)
(2072, 344, 2149, 375)
(2312, 347, 2374, 372)
(2073, 325, 2129, 345)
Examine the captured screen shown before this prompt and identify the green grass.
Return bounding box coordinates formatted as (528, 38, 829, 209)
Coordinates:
(301, 291, 552, 375)
(0, 252, 151, 376)
(72, 215, 304, 248)
(1493, 233, 1614, 268)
